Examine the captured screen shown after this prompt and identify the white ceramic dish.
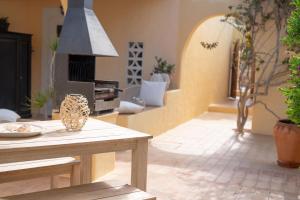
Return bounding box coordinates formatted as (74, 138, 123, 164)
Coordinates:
(0, 123, 43, 138)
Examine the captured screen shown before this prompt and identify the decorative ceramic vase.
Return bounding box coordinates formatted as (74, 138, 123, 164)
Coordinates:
(60, 94, 90, 131)
(150, 73, 170, 89)
(273, 120, 300, 168)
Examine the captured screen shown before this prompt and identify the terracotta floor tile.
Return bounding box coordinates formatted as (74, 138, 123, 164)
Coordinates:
(102, 113, 299, 199)
(1, 112, 299, 200)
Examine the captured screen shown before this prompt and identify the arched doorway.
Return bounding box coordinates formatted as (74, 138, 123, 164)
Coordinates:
(179, 15, 242, 115)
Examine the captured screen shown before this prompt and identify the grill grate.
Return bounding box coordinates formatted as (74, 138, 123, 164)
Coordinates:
(68, 55, 95, 82)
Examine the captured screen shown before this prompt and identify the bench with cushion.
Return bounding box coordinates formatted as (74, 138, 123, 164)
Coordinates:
(3, 182, 156, 200)
(0, 157, 80, 189)
(117, 88, 182, 136)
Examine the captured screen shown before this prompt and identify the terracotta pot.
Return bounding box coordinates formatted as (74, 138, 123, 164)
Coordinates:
(273, 120, 300, 168)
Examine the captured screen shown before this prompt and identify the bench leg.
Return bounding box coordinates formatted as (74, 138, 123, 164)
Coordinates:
(50, 175, 60, 189)
(131, 139, 148, 191)
(80, 155, 92, 184)
(70, 163, 81, 186)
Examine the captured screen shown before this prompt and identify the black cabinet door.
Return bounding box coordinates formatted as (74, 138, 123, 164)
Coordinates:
(0, 32, 32, 118)
(0, 38, 18, 111)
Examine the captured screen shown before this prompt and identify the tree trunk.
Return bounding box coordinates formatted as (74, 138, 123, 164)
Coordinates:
(237, 88, 249, 134)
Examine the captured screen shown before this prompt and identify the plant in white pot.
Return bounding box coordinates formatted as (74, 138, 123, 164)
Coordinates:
(150, 56, 175, 89)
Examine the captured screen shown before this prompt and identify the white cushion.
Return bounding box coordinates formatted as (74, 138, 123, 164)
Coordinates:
(139, 80, 167, 107)
(131, 97, 146, 107)
(118, 101, 144, 114)
(0, 109, 21, 123)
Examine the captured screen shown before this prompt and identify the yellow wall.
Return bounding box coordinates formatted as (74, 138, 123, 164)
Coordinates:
(92, 0, 180, 89)
(252, 87, 287, 135)
(251, 22, 288, 135)
(98, 0, 284, 136)
(92, 0, 239, 127)
(180, 16, 238, 118)
(61, 0, 238, 133)
(117, 90, 185, 136)
(0, 0, 61, 96)
(176, 0, 239, 85)
(3, 0, 286, 135)
(116, 15, 239, 136)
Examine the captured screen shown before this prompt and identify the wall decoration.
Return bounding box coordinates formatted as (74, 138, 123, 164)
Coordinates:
(127, 42, 143, 86)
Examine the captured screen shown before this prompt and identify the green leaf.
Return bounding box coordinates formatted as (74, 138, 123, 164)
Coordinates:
(153, 57, 175, 75)
(28, 88, 54, 109)
(49, 38, 59, 53)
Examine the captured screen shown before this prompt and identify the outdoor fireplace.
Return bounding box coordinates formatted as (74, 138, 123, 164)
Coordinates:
(54, 0, 119, 114)
(55, 54, 121, 114)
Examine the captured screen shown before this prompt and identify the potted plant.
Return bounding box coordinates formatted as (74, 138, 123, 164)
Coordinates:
(0, 17, 9, 32)
(273, 0, 300, 168)
(150, 56, 175, 89)
(28, 89, 54, 120)
(27, 38, 58, 120)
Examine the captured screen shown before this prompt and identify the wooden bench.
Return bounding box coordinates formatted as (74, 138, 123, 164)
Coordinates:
(0, 157, 80, 189)
(3, 182, 156, 200)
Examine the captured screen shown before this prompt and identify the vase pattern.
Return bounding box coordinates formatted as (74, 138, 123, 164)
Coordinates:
(60, 94, 90, 131)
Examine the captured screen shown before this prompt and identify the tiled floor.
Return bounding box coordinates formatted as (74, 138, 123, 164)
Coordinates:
(101, 112, 300, 200)
(0, 112, 299, 199)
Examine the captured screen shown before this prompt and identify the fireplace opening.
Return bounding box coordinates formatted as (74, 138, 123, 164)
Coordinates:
(68, 55, 95, 82)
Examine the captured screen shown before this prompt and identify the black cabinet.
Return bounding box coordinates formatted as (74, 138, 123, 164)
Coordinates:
(0, 32, 32, 118)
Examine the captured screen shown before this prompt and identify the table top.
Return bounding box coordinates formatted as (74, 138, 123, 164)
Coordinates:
(0, 119, 152, 152)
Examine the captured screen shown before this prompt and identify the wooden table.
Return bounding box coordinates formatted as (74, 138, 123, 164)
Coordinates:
(0, 119, 152, 191)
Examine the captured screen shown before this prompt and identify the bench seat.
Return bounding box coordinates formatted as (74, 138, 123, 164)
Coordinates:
(0, 157, 80, 187)
(4, 182, 156, 200)
(117, 89, 183, 137)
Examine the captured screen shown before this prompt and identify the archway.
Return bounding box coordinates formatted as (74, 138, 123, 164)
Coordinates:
(180, 15, 242, 116)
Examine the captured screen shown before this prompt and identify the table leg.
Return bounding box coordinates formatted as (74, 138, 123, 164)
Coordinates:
(80, 154, 92, 184)
(131, 139, 148, 191)
(71, 162, 81, 186)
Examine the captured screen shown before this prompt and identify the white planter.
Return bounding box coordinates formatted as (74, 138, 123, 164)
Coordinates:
(150, 73, 170, 89)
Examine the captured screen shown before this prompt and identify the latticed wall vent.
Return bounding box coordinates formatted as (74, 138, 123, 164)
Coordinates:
(127, 42, 144, 86)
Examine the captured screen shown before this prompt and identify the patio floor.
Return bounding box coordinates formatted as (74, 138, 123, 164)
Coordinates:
(101, 112, 300, 200)
(0, 112, 299, 199)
